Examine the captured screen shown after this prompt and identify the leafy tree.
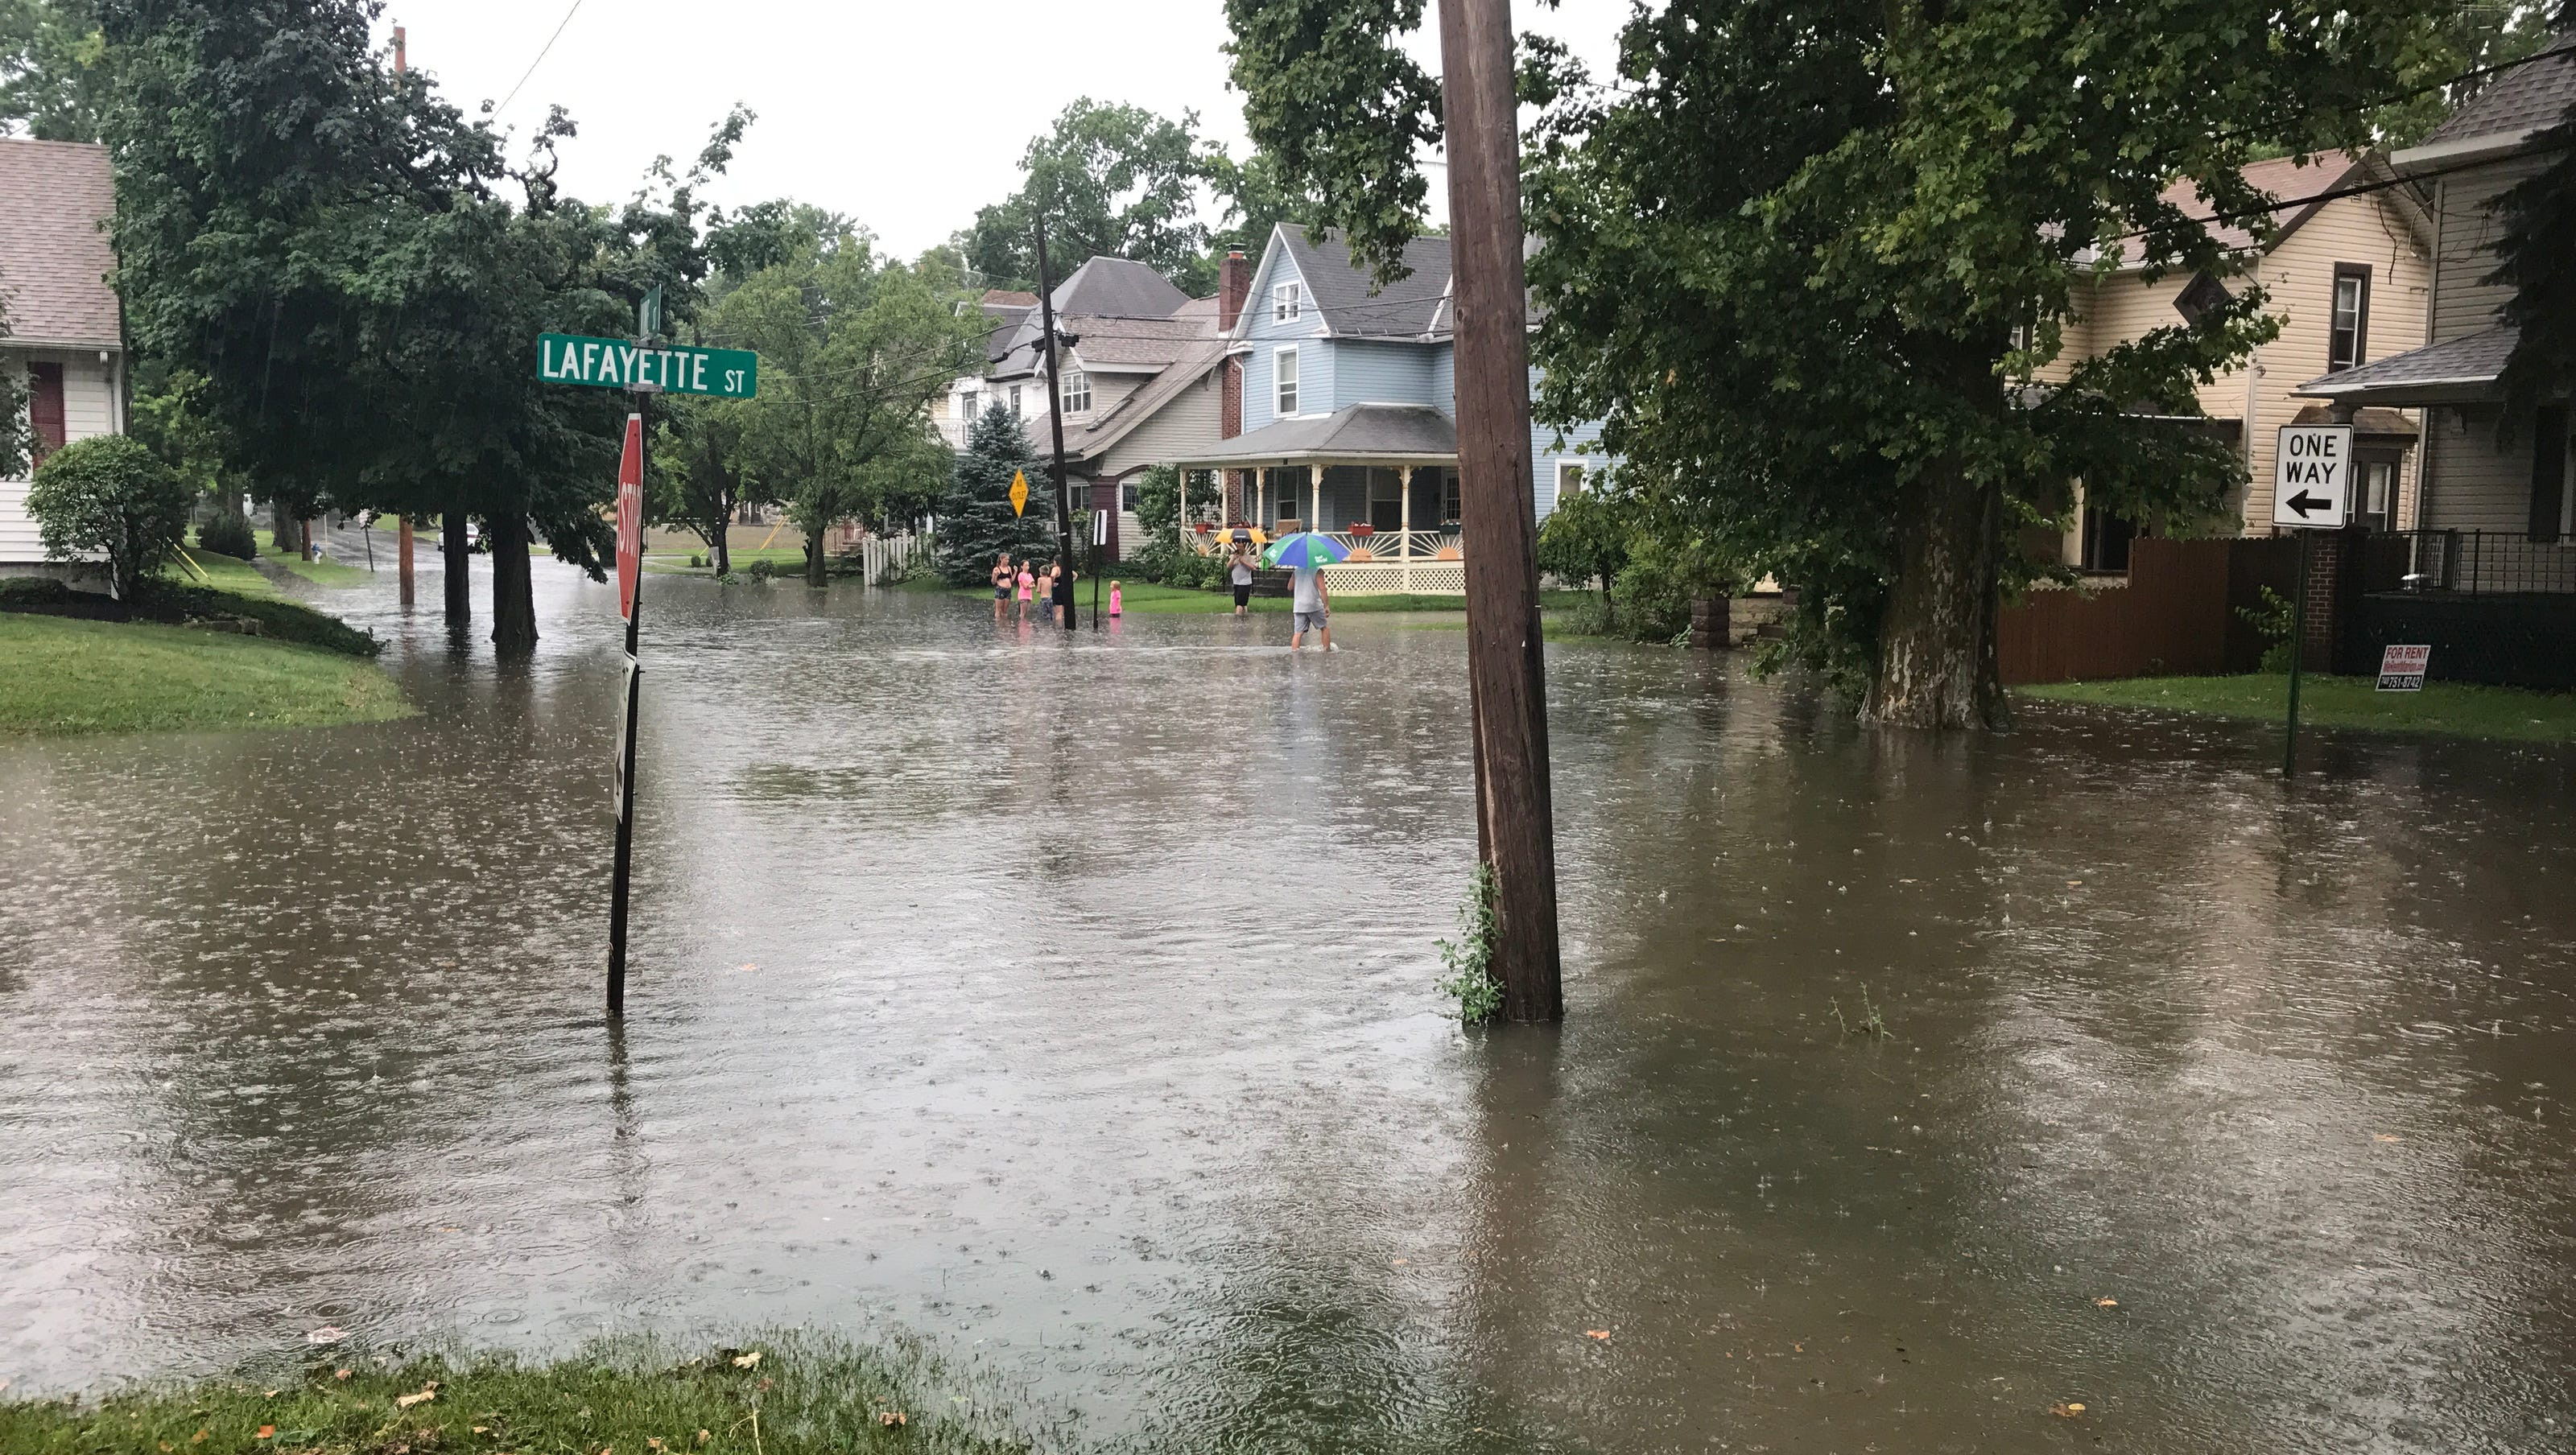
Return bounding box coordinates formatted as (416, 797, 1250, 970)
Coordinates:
(714, 231, 978, 586)
(0, 315, 27, 483)
(1232, 0, 2435, 726)
(2489, 78, 2576, 437)
(102, 0, 746, 650)
(1221, 0, 1443, 286)
(935, 401, 1051, 585)
(2367, 2, 2559, 146)
(27, 434, 191, 600)
(1205, 148, 1326, 254)
(964, 98, 1216, 293)
(1534, 482, 1633, 622)
(650, 394, 753, 577)
(1, 0, 109, 141)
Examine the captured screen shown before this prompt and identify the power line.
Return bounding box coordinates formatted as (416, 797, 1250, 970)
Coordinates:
(496, 0, 587, 117)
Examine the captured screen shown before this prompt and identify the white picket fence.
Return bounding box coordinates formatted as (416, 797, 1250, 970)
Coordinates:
(854, 530, 928, 586)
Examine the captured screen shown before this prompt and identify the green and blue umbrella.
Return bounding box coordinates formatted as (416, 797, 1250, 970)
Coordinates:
(1261, 532, 1351, 570)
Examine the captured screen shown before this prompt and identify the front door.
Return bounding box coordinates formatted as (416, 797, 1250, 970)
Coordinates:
(1368, 469, 1404, 532)
(2355, 451, 2401, 533)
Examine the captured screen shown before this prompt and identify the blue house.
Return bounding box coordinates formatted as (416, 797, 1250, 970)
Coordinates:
(1169, 224, 1606, 592)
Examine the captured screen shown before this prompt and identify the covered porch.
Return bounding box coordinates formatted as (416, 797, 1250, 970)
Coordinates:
(1170, 404, 1465, 594)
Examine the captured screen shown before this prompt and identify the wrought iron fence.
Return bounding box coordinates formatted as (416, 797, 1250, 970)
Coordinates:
(2388, 530, 2576, 596)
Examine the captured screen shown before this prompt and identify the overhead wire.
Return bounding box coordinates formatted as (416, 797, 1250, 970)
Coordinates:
(495, 0, 588, 117)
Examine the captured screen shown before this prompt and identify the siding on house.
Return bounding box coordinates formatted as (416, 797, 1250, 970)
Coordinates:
(1242, 339, 1335, 431)
(2041, 186, 2430, 542)
(3, 349, 122, 563)
(2426, 154, 2553, 344)
(1330, 340, 1437, 410)
(1530, 368, 1608, 522)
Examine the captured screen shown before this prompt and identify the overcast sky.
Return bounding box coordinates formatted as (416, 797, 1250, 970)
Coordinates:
(373, 0, 1638, 262)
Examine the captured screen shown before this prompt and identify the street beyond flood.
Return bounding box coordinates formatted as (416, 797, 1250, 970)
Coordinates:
(2, 563, 2572, 1453)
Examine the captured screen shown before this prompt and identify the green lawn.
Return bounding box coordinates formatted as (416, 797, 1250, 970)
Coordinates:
(0, 1337, 1025, 1455)
(275, 553, 374, 587)
(2021, 673, 2576, 744)
(0, 613, 409, 736)
(169, 546, 279, 597)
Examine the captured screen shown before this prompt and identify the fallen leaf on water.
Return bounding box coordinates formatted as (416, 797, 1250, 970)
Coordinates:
(1390, 1259, 1409, 1267)
(2095, 1297, 2119, 1308)
(2066, 880, 2083, 887)
(2050, 1402, 2086, 1418)
(255, 1428, 275, 1441)
(731, 1351, 762, 1369)
(2374, 1133, 2402, 1143)
(1583, 1329, 1612, 1341)
(307, 1325, 346, 1346)
(877, 1412, 908, 1427)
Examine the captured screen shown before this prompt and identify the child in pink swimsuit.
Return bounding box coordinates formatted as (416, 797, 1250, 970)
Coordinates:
(1109, 581, 1122, 617)
(1016, 564, 1034, 620)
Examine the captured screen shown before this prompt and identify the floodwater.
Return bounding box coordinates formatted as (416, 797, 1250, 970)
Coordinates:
(3, 563, 2573, 1454)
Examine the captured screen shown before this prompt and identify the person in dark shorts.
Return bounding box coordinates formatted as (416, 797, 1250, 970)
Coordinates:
(990, 554, 1013, 622)
(1052, 561, 1077, 629)
(1229, 544, 1257, 615)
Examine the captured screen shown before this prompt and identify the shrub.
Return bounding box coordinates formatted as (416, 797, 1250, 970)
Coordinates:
(27, 436, 193, 601)
(1610, 531, 1733, 645)
(196, 510, 258, 559)
(2237, 585, 2296, 673)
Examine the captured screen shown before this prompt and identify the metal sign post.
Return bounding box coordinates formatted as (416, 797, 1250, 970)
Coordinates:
(542, 286, 759, 1021)
(1091, 507, 1108, 630)
(2273, 424, 2353, 777)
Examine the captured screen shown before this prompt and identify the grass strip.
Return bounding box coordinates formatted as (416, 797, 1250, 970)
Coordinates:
(2021, 672, 2576, 744)
(0, 1334, 1050, 1455)
(0, 613, 410, 736)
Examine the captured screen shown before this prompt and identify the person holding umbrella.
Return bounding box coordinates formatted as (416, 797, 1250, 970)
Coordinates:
(1265, 530, 1349, 652)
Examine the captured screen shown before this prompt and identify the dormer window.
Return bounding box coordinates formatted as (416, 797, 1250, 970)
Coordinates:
(1273, 281, 1302, 323)
(1059, 369, 1091, 414)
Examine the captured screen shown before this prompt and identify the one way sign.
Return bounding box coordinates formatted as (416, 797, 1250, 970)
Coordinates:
(2273, 424, 2354, 529)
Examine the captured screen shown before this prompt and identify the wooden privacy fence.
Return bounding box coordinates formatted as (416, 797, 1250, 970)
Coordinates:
(1998, 537, 2291, 686)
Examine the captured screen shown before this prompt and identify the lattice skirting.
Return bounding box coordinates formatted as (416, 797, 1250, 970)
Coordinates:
(1322, 563, 1466, 595)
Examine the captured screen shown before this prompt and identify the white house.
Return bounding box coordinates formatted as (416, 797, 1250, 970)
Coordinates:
(1, 137, 126, 569)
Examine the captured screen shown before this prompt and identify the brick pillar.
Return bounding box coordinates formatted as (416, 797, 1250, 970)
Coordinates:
(2297, 526, 2369, 674)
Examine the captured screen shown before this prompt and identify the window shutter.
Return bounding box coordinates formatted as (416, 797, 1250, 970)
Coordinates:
(2531, 406, 2569, 545)
(28, 363, 66, 464)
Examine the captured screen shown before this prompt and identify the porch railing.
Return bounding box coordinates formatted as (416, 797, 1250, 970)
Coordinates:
(2383, 530, 2576, 596)
(1186, 527, 1463, 562)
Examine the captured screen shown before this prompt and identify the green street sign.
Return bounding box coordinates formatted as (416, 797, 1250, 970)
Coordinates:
(539, 332, 758, 398)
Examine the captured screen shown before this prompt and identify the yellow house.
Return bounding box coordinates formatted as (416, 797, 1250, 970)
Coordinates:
(2041, 150, 2434, 568)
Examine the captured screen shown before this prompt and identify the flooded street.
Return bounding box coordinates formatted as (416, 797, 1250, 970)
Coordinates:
(4, 563, 2573, 1453)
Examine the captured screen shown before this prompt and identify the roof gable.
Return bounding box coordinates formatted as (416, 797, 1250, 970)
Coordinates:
(1273, 224, 1453, 340)
(2424, 31, 2576, 149)
(0, 138, 121, 349)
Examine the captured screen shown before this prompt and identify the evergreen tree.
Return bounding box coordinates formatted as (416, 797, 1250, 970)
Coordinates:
(936, 402, 1051, 586)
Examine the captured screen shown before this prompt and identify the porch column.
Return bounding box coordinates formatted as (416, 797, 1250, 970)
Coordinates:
(1398, 467, 1414, 555)
(1178, 468, 1188, 540)
(1309, 464, 1323, 530)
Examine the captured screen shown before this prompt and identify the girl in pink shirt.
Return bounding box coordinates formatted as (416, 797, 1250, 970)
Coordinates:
(1108, 581, 1122, 617)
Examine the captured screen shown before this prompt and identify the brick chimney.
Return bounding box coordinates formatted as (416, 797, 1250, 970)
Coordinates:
(1217, 248, 1250, 332)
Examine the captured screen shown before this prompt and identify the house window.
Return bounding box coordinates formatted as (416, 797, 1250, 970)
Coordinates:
(1059, 369, 1090, 414)
(959, 390, 978, 420)
(1121, 480, 1141, 515)
(2359, 459, 2395, 533)
(2328, 264, 2371, 373)
(27, 362, 65, 464)
(1070, 481, 1090, 514)
(1009, 384, 1023, 418)
(1557, 462, 1584, 498)
(1440, 469, 1463, 524)
(1274, 347, 1298, 416)
(1368, 469, 1404, 531)
(1273, 281, 1302, 323)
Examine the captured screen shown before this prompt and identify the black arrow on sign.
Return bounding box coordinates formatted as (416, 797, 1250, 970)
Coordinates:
(2285, 489, 2331, 517)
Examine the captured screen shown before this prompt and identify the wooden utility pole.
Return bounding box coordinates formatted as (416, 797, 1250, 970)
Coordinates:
(1439, 0, 1562, 1020)
(1030, 218, 1079, 624)
(394, 24, 415, 608)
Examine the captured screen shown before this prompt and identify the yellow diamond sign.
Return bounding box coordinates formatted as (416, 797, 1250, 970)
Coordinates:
(1009, 470, 1030, 517)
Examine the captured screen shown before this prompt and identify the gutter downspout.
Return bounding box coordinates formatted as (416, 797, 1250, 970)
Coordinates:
(2244, 344, 2264, 530)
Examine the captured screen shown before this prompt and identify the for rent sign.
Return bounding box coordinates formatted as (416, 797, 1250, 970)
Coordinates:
(539, 332, 758, 398)
(2376, 644, 2430, 691)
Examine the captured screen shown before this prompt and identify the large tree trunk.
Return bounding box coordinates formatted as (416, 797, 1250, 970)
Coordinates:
(805, 527, 826, 588)
(1866, 456, 2008, 730)
(271, 497, 297, 553)
(709, 507, 731, 578)
(442, 509, 471, 627)
(489, 513, 538, 655)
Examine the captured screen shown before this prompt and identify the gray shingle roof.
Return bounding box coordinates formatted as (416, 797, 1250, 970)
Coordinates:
(1277, 225, 1454, 339)
(1029, 338, 1227, 465)
(2425, 31, 2576, 146)
(0, 138, 120, 348)
(1171, 403, 1457, 465)
(2295, 324, 2516, 403)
